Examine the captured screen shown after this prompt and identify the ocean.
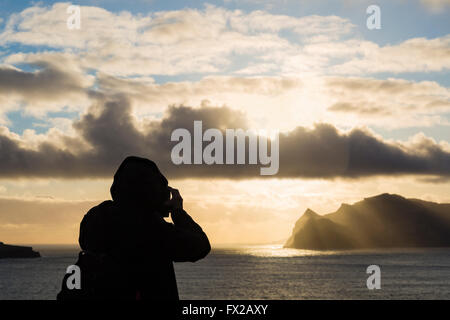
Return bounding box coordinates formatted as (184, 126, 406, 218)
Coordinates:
(1, 245, 449, 300)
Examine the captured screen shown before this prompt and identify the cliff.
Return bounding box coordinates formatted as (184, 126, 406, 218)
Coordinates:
(285, 193, 450, 250)
(0, 242, 41, 258)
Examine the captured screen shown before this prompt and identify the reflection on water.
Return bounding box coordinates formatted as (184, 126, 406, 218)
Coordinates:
(212, 244, 442, 258)
(226, 244, 327, 257)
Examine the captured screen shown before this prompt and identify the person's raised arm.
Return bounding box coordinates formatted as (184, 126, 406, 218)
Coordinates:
(161, 188, 211, 262)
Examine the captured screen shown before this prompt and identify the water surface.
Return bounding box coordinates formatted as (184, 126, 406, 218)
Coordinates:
(1, 244, 449, 299)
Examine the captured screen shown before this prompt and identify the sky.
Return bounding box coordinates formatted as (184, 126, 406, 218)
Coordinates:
(0, 0, 449, 245)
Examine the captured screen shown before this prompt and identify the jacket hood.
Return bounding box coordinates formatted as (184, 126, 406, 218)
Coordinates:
(110, 156, 169, 207)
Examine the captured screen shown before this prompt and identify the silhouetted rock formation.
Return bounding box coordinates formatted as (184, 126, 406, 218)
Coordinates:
(0, 242, 40, 258)
(285, 194, 450, 250)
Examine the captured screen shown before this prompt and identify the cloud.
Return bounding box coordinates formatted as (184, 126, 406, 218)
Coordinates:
(1, 3, 448, 79)
(2, 56, 448, 131)
(0, 54, 305, 130)
(0, 98, 449, 179)
(330, 36, 450, 74)
(0, 61, 88, 102)
(420, 0, 450, 12)
(5, 57, 450, 133)
(95, 73, 304, 129)
(325, 76, 450, 127)
(96, 73, 303, 105)
(279, 124, 450, 178)
(328, 102, 390, 115)
(0, 4, 276, 75)
(228, 11, 354, 37)
(0, 58, 93, 121)
(0, 3, 355, 76)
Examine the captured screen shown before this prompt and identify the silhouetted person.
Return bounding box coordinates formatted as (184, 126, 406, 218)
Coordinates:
(57, 156, 211, 300)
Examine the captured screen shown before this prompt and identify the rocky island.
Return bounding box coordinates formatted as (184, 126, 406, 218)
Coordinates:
(0, 242, 41, 259)
(285, 193, 450, 250)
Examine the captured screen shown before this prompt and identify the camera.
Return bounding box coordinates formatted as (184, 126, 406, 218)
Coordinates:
(157, 187, 172, 218)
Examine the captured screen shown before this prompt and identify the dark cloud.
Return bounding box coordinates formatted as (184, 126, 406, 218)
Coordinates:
(328, 102, 391, 115)
(97, 73, 302, 98)
(0, 62, 87, 101)
(0, 97, 449, 179)
(326, 77, 418, 94)
(325, 77, 450, 117)
(280, 124, 450, 178)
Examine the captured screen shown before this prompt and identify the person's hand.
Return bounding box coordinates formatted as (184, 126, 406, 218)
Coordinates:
(165, 187, 183, 211)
